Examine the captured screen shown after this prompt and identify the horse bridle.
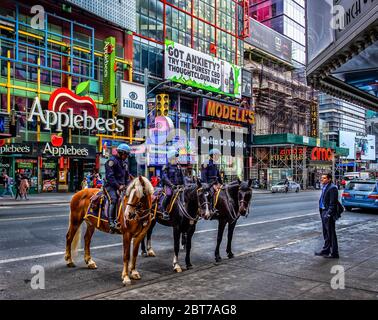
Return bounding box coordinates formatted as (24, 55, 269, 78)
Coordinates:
(173, 186, 201, 222)
(238, 187, 253, 217)
(123, 192, 153, 222)
(196, 187, 211, 215)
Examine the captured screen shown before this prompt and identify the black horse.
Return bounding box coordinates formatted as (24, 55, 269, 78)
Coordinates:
(204, 179, 253, 262)
(141, 179, 210, 272)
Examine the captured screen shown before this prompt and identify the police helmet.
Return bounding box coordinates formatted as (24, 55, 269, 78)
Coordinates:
(117, 143, 131, 155)
(167, 149, 179, 160)
(209, 148, 221, 156)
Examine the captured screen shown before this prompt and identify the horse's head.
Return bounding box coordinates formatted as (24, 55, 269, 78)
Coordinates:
(195, 179, 212, 220)
(238, 179, 253, 217)
(124, 176, 154, 221)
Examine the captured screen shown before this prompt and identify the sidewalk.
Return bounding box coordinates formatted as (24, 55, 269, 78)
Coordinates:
(86, 217, 378, 300)
(0, 192, 74, 206)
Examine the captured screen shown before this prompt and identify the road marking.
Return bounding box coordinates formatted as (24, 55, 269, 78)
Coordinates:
(0, 243, 123, 265)
(195, 212, 318, 234)
(0, 212, 319, 265)
(0, 214, 67, 222)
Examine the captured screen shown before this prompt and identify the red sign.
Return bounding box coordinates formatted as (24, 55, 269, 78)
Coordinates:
(311, 147, 334, 161)
(48, 88, 98, 118)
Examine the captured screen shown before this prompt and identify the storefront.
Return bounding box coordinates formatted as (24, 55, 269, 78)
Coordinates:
(197, 99, 253, 182)
(0, 143, 38, 193)
(251, 134, 349, 189)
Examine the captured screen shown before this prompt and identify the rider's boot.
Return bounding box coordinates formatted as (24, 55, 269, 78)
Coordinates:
(108, 203, 117, 233)
(209, 187, 219, 218)
(161, 195, 171, 220)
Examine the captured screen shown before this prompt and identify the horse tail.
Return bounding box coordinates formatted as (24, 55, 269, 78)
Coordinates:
(68, 191, 85, 259)
(71, 223, 81, 259)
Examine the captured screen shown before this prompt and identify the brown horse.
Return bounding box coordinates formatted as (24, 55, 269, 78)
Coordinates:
(64, 176, 154, 285)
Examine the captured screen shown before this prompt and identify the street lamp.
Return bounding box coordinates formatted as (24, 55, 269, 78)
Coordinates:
(144, 68, 172, 176)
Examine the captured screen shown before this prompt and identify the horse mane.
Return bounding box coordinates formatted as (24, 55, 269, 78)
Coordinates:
(126, 176, 154, 198)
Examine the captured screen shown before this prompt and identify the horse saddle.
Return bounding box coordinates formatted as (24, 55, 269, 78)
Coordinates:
(86, 190, 110, 222)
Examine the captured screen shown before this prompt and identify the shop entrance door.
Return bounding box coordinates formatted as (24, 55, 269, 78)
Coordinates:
(69, 159, 96, 192)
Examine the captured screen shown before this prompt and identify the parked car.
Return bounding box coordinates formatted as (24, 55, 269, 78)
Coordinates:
(341, 180, 378, 211)
(271, 181, 300, 193)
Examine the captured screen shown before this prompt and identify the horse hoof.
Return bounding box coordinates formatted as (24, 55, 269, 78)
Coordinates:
(227, 252, 234, 259)
(141, 251, 147, 257)
(88, 262, 97, 269)
(186, 264, 193, 270)
(215, 256, 222, 263)
(123, 277, 132, 285)
(130, 271, 141, 280)
(147, 249, 156, 257)
(66, 262, 76, 268)
(173, 265, 182, 273)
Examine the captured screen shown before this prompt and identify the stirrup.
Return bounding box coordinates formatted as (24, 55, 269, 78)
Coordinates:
(162, 211, 170, 220)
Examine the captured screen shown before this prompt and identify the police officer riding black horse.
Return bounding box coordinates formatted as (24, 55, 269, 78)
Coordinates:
(104, 143, 132, 233)
(202, 148, 223, 215)
(161, 149, 186, 220)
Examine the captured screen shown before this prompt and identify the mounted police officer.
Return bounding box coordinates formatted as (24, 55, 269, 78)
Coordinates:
(202, 148, 223, 214)
(160, 149, 185, 220)
(104, 143, 132, 233)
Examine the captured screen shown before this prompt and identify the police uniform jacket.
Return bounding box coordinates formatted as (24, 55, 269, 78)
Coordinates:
(105, 155, 129, 190)
(205, 159, 222, 184)
(162, 163, 184, 187)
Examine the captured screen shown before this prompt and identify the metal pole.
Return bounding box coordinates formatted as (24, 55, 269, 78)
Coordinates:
(144, 68, 149, 177)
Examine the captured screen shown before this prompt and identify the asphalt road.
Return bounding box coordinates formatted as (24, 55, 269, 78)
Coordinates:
(0, 190, 375, 299)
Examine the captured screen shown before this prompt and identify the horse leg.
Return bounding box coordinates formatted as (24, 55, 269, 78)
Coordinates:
(147, 219, 156, 257)
(181, 232, 187, 251)
(172, 226, 182, 272)
(140, 235, 147, 257)
(130, 231, 148, 280)
(215, 219, 227, 263)
(65, 220, 82, 268)
(84, 223, 97, 269)
(226, 220, 237, 259)
(185, 226, 195, 269)
(122, 233, 132, 285)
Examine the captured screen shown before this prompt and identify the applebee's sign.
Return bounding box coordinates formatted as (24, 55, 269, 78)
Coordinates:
(40, 142, 96, 158)
(28, 88, 125, 132)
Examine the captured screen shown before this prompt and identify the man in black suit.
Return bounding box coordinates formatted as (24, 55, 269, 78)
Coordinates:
(315, 173, 339, 259)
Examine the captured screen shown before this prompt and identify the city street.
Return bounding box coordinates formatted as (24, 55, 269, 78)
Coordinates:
(1, 190, 377, 300)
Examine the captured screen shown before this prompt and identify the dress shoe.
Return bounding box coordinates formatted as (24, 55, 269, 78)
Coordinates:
(324, 254, 339, 259)
(314, 251, 329, 257)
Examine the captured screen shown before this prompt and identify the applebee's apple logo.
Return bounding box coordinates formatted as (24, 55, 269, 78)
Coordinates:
(51, 134, 63, 147)
(48, 88, 98, 118)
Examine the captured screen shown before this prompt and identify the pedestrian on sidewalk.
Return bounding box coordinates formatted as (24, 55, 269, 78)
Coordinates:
(315, 173, 339, 259)
(1, 171, 14, 198)
(15, 171, 23, 200)
(81, 178, 88, 190)
(19, 174, 30, 200)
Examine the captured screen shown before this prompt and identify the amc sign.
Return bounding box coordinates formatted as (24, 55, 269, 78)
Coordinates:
(311, 147, 334, 161)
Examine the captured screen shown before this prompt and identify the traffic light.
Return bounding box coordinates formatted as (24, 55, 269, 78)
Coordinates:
(155, 93, 169, 117)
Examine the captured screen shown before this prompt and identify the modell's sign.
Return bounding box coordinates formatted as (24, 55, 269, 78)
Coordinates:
(40, 142, 96, 158)
(202, 99, 255, 125)
(27, 88, 125, 133)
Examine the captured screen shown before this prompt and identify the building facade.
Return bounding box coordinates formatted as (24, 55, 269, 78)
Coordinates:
(0, 0, 253, 194)
(0, 0, 136, 193)
(133, 0, 252, 182)
(319, 93, 367, 144)
(249, 0, 306, 68)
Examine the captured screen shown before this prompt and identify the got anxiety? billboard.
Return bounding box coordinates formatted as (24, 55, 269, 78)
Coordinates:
(164, 40, 242, 98)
